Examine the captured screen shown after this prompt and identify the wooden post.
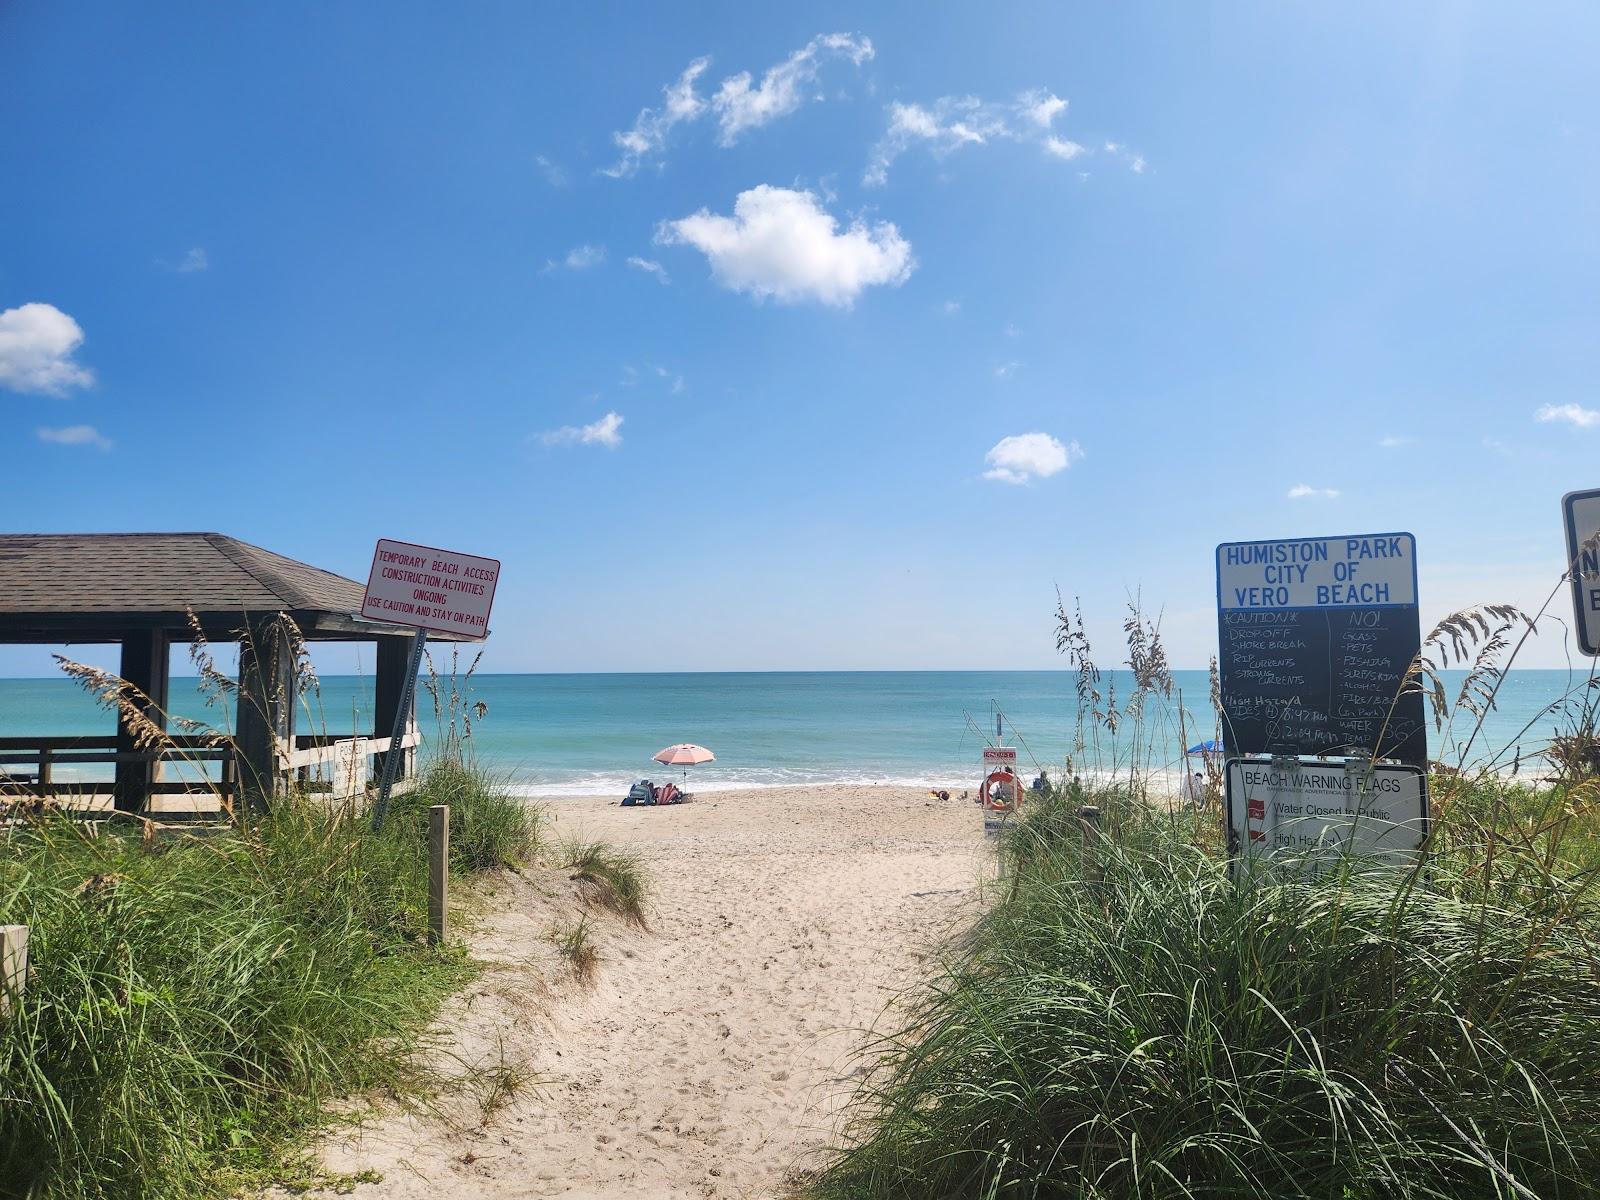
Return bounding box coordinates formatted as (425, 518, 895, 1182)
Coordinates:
(428, 805, 449, 947)
(0, 926, 28, 1018)
(114, 629, 171, 814)
(1079, 804, 1103, 884)
(235, 617, 296, 816)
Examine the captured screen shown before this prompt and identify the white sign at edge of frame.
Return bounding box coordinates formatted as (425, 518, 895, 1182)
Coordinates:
(1562, 489, 1600, 656)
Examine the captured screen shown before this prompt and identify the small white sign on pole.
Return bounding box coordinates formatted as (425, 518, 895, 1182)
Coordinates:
(361, 538, 500, 640)
(1562, 490, 1600, 656)
(1225, 758, 1428, 873)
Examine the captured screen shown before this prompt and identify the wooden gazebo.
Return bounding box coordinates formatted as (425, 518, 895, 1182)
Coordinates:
(0, 533, 464, 816)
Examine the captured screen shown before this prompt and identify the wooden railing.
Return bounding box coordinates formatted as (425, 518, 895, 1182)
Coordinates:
(0, 736, 234, 811)
(0, 722, 420, 814)
(285, 723, 421, 801)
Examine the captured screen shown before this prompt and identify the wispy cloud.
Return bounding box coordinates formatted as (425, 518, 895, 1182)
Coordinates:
(604, 35, 872, 177)
(37, 424, 112, 451)
(603, 58, 710, 178)
(657, 185, 913, 308)
(1103, 140, 1147, 173)
(1017, 88, 1067, 128)
(1287, 483, 1340, 499)
(626, 255, 670, 284)
(865, 87, 1124, 186)
(942, 300, 961, 315)
(994, 361, 1021, 380)
(711, 33, 873, 145)
(159, 246, 209, 273)
(1536, 402, 1600, 428)
(983, 432, 1083, 484)
(544, 244, 607, 273)
(652, 364, 686, 394)
(0, 302, 94, 395)
(534, 154, 568, 186)
(540, 411, 624, 448)
(1044, 136, 1086, 160)
(1378, 435, 1413, 448)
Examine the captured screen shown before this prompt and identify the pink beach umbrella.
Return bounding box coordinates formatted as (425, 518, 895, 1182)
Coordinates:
(653, 742, 715, 784)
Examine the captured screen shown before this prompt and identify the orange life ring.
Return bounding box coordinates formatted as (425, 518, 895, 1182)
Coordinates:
(981, 769, 1020, 812)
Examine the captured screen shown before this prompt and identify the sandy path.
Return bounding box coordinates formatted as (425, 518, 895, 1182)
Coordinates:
(313, 785, 986, 1200)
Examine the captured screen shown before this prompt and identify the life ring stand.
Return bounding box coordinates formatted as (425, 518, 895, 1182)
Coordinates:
(981, 769, 1020, 812)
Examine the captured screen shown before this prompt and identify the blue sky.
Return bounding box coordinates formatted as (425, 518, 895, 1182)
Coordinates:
(3, 2, 1598, 675)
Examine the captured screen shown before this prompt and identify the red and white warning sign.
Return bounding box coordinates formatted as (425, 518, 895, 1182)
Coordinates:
(361, 538, 500, 640)
(980, 746, 1022, 813)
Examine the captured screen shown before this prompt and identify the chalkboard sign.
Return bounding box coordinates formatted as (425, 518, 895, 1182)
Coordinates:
(1216, 533, 1427, 767)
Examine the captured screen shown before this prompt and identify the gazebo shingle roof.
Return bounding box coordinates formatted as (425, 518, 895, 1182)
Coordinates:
(0, 533, 447, 641)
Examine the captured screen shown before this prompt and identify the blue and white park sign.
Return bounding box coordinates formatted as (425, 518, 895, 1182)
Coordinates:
(1215, 533, 1427, 768)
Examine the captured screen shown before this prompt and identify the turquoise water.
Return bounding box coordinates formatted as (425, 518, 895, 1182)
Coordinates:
(2, 670, 1592, 796)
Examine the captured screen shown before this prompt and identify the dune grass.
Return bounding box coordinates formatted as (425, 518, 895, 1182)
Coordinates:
(564, 840, 648, 926)
(388, 757, 541, 873)
(809, 778, 1600, 1200)
(812, 589, 1600, 1200)
(0, 752, 548, 1200)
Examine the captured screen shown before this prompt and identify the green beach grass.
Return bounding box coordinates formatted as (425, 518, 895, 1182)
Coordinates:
(809, 596, 1600, 1200)
(0, 758, 540, 1200)
(808, 778, 1600, 1199)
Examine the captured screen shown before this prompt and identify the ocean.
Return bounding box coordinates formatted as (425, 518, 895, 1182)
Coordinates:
(1, 669, 1593, 796)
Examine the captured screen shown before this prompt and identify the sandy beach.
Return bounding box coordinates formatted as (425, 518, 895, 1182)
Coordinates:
(310, 784, 989, 1199)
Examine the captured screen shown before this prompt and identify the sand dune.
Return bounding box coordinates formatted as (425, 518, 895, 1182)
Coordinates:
(306, 784, 988, 1199)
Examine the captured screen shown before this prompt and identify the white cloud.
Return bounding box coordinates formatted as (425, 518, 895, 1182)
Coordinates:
(983, 432, 1083, 484)
(626, 255, 670, 283)
(994, 360, 1020, 380)
(535, 154, 568, 186)
(0, 302, 94, 395)
(604, 57, 711, 178)
(712, 33, 873, 145)
(1287, 483, 1340, 499)
(37, 424, 111, 451)
(1378, 434, 1413, 448)
(545, 244, 606, 273)
(1044, 136, 1085, 160)
(540, 411, 624, 449)
(943, 300, 961, 315)
(1017, 88, 1067, 128)
(656, 185, 914, 307)
(1536, 403, 1600, 428)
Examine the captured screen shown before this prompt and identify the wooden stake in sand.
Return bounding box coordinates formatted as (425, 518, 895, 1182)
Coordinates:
(428, 805, 449, 947)
(0, 926, 28, 1018)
